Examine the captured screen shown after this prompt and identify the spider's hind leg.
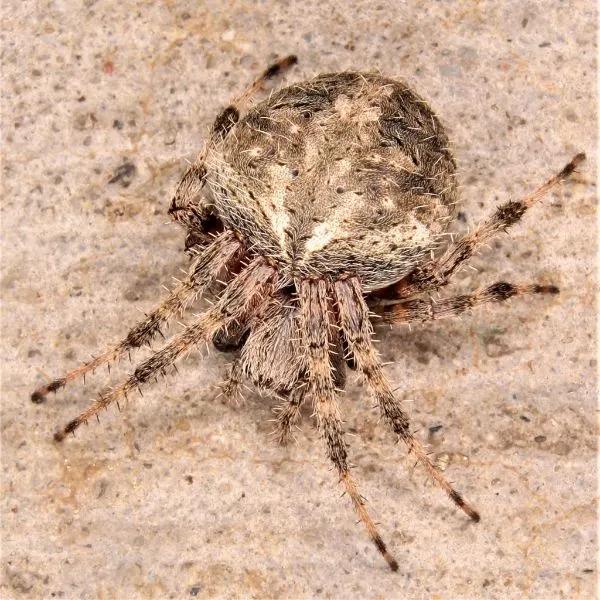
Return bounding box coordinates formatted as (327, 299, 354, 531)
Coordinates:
(169, 55, 298, 246)
(211, 54, 298, 141)
(387, 153, 585, 300)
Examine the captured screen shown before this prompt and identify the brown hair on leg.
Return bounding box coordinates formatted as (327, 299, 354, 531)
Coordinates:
(211, 55, 298, 140)
(334, 276, 480, 522)
(389, 153, 585, 299)
(371, 281, 559, 324)
(299, 278, 399, 571)
(273, 386, 307, 446)
(53, 258, 276, 442)
(31, 231, 243, 404)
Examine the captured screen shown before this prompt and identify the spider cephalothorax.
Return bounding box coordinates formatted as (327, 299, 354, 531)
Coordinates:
(32, 56, 584, 571)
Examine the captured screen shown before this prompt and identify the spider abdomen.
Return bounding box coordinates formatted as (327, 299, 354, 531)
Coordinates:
(207, 71, 459, 289)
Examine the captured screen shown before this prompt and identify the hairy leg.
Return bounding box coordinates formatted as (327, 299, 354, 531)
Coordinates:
(31, 232, 242, 404)
(167, 161, 213, 235)
(210, 55, 298, 141)
(334, 276, 480, 522)
(169, 55, 297, 236)
(273, 386, 307, 446)
(371, 281, 559, 324)
(218, 356, 246, 402)
(240, 296, 303, 393)
(272, 336, 347, 446)
(299, 278, 399, 572)
(382, 153, 585, 300)
(34, 57, 297, 402)
(53, 258, 275, 442)
(235, 287, 349, 444)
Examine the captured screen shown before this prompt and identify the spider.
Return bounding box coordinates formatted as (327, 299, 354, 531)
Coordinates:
(31, 55, 584, 571)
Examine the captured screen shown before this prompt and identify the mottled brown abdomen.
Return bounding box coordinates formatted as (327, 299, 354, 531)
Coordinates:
(207, 71, 458, 289)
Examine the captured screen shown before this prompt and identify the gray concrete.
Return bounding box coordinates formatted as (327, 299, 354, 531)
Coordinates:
(2, 1, 596, 598)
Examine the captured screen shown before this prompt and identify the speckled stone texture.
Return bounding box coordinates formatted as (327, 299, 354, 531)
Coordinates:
(2, 1, 597, 598)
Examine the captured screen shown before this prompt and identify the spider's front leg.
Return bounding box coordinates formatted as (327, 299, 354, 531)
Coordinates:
(31, 232, 243, 404)
(334, 277, 481, 522)
(299, 278, 399, 571)
(273, 331, 347, 446)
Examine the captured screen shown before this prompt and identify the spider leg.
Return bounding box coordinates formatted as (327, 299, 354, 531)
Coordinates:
(371, 281, 559, 324)
(31, 232, 242, 404)
(236, 54, 299, 106)
(273, 386, 307, 446)
(218, 356, 246, 402)
(169, 55, 298, 238)
(334, 277, 480, 522)
(273, 332, 346, 446)
(299, 278, 399, 572)
(240, 296, 303, 394)
(211, 55, 298, 141)
(52, 258, 275, 442)
(167, 160, 212, 233)
(272, 301, 346, 445)
(387, 153, 585, 300)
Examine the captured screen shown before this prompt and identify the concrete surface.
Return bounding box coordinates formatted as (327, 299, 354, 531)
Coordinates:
(2, 1, 597, 598)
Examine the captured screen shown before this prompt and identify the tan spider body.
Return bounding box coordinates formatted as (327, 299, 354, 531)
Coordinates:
(207, 71, 457, 289)
(32, 56, 584, 571)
